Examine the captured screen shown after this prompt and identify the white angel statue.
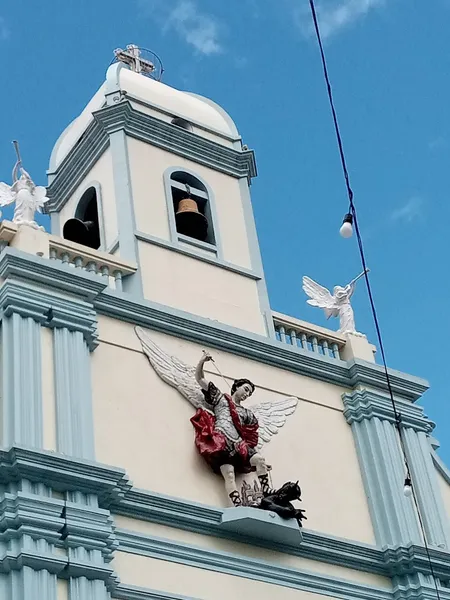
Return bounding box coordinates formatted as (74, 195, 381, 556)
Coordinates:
(0, 151, 48, 230)
(135, 327, 298, 507)
(302, 270, 368, 335)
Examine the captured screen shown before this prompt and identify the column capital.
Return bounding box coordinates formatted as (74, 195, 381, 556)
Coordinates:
(343, 388, 434, 434)
(0, 279, 99, 351)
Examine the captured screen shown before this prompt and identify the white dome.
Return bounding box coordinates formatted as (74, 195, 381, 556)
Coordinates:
(49, 63, 239, 172)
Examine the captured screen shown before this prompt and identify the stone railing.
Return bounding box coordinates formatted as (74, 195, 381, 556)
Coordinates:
(48, 236, 136, 291)
(273, 311, 346, 360)
(0, 221, 137, 292)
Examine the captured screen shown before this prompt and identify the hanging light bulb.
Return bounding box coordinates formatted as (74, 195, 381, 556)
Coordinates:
(403, 476, 413, 497)
(340, 213, 353, 238)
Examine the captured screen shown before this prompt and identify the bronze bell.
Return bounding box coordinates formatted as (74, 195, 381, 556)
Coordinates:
(175, 197, 208, 242)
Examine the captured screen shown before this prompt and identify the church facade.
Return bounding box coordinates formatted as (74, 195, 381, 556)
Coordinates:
(0, 50, 449, 600)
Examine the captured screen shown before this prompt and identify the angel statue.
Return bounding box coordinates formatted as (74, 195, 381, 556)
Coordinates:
(135, 327, 299, 508)
(302, 270, 368, 335)
(0, 142, 48, 230)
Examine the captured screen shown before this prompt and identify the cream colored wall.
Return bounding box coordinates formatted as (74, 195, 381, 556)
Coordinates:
(57, 579, 69, 600)
(93, 317, 375, 544)
(57, 150, 118, 250)
(437, 470, 450, 517)
(114, 552, 368, 600)
(137, 242, 265, 334)
(41, 327, 56, 452)
(114, 516, 390, 589)
(127, 138, 253, 269)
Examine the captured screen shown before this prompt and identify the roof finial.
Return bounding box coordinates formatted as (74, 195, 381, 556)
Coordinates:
(113, 44, 164, 81)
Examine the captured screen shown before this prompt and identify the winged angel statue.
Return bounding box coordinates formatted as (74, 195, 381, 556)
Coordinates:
(136, 327, 299, 508)
(0, 157, 48, 230)
(302, 270, 368, 335)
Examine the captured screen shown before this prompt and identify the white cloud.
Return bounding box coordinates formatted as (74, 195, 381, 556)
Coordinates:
(297, 0, 386, 39)
(391, 197, 423, 223)
(139, 0, 222, 55)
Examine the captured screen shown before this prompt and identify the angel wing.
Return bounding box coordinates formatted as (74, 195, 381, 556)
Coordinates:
(0, 182, 14, 207)
(302, 276, 337, 319)
(135, 326, 205, 409)
(251, 396, 298, 451)
(32, 186, 48, 213)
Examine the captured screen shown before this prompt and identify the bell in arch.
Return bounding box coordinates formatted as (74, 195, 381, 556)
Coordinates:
(175, 187, 208, 242)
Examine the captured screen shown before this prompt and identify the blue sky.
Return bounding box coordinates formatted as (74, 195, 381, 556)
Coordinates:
(1, 0, 449, 464)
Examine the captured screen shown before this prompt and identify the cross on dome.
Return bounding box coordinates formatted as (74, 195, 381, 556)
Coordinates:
(113, 44, 155, 75)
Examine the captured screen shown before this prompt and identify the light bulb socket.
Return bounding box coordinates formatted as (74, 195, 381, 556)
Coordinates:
(342, 213, 353, 226)
(404, 476, 412, 487)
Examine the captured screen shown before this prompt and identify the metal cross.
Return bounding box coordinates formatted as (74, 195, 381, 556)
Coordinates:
(113, 45, 155, 75)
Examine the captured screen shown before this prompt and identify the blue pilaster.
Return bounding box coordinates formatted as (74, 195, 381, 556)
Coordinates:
(343, 389, 423, 546)
(53, 328, 95, 459)
(0, 290, 47, 448)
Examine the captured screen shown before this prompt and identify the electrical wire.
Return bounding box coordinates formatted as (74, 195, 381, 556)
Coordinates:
(308, 1, 442, 597)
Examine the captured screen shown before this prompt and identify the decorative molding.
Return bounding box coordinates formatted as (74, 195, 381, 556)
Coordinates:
(402, 429, 450, 549)
(1, 312, 43, 448)
(0, 247, 108, 302)
(112, 583, 199, 600)
(53, 328, 96, 459)
(46, 102, 256, 213)
(94, 289, 428, 400)
(0, 276, 99, 351)
(113, 487, 450, 581)
(342, 390, 422, 547)
(109, 128, 143, 296)
(94, 102, 257, 179)
(342, 389, 434, 434)
(107, 237, 120, 255)
(135, 231, 260, 280)
(116, 528, 392, 600)
(0, 446, 448, 590)
(0, 447, 132, 505)
(46, 120, 109, 211)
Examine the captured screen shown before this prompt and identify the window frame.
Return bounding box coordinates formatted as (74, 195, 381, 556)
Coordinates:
(163, 167, 223, 260)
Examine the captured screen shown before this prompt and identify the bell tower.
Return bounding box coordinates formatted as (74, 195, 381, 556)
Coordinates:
(46, 45, 273, 337)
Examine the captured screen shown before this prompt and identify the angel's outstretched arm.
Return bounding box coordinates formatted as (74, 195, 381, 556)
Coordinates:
(195, 353, 213, 391)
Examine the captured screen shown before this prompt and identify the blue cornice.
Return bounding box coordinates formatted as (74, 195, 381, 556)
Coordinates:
(0, 446, 449, 588)
(0, 247, 429, 398)
(0, 247, 107, 301)
(46, 119, 109, 211)
(0, 447, 131, 505)
(94, 289, 428, 400)
(343, 389, 434, 433)
(46, 101, 257, 213)
(112, 583, 200, 600)
(116, 528, 392, 600)
(94, 102, 257, 179)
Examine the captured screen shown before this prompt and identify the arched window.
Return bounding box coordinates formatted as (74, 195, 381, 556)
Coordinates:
(169, 171, 216, 247)
(63, 186, 101, 249)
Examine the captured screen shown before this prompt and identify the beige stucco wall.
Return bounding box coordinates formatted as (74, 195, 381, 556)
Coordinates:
(92, 317, 375, 544)
(114, 551, 376, 600)
(114, 516, 390, 589)
(57, 149, 118, 250)
(137, 242, 265, 334)
(127, 138, 253, 270)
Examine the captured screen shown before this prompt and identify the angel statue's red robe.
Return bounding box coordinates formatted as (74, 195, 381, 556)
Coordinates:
(190, 381, 259, 474)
